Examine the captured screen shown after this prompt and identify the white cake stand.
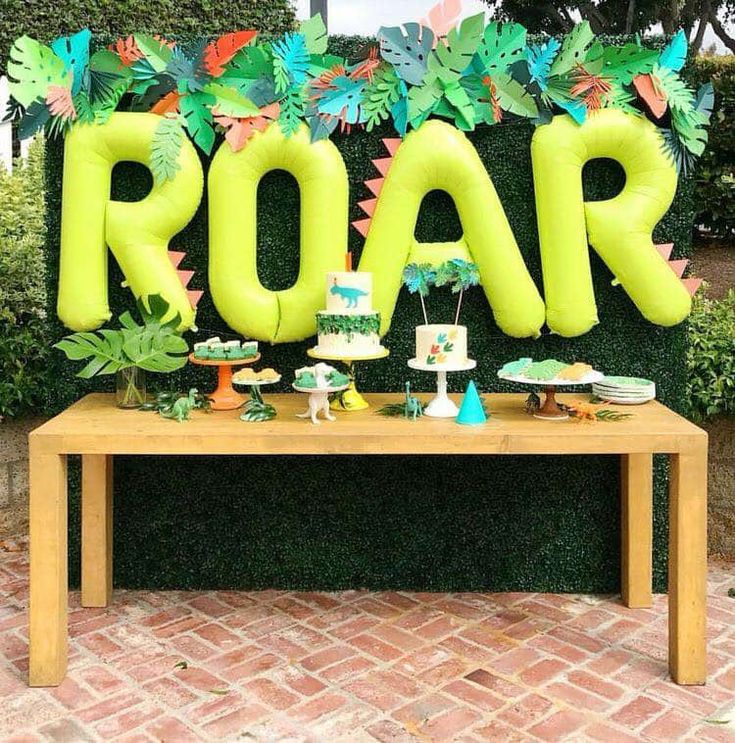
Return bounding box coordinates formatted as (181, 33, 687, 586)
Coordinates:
(307, 347, 389, 411)
(408, 358, 477, 418)
(497, 369, 604, 420)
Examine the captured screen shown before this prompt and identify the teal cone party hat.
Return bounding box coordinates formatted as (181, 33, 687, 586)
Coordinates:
(456, 380, 487, 425)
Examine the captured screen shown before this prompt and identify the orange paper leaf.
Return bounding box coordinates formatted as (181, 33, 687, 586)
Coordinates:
(633, 74, 667, 119)
(46, 85, 76, 120)
(204, 30, 257, 77)
(150, 91, 180, 115)
(113, 35, 143, 66)
(215, 102, 280, 152)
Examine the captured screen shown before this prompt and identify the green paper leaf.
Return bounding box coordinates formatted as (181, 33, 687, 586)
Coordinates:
(134, 35, 174, 73)
(492, 73, 538, 118)
(221, 46, 273, 93)
(150, 115, 184, 184)
(17, 99, 50, 139)
(179, 91, 215, 154)
(203, 82, 260, 117)
(362, 64, 402, 131)
(407, 77, 443, 127)
(378, 23, 434, 86)
(474, 22, 526, 76)
(7, 35, 70, 107)
(278, 87, 305, 137)
(300, 14, 328, 55)
(601, 44, 658, 86)
(443, 80, 475, 129)
(428, 13, 485, 82)
(549, 21, 594, 78)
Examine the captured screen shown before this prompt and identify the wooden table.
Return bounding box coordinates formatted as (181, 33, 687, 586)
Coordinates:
(28, 393, 707, 687)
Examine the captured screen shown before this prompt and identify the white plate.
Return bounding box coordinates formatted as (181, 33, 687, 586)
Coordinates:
(594, 394, 655, 405)
(499, 369, 604, 386)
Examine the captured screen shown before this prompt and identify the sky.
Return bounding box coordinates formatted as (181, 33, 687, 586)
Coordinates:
(292, 0, 733, 54)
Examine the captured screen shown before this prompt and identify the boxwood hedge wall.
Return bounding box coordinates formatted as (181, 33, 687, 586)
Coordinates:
(42, 38, 696, 593)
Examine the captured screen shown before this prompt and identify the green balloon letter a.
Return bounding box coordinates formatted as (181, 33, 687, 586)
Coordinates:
(357, 120, 546, 339)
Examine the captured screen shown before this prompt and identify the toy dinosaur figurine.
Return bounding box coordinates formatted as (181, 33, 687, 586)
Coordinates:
(525, 391, 541, 415)
(330, 280, 368, 309)
(160, 388, 199, 422)
(405, 381, 423, 421)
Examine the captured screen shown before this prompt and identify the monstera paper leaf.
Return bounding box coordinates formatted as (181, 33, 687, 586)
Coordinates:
(472, 22, 526, 77)
(316, 74, 366, 124)
(204, 82, 260, 117)
(7, 35, 70, 107)
(549, 21, 594, 78)
(221, 46, 273, 93)
(51, 28, 91, 95)
(179, 91, 215, 153)
(300, 13, 328, 55)
(600, 44, 658, 86)
(378, 23, 434, 86)
(428, 13, 484, 82)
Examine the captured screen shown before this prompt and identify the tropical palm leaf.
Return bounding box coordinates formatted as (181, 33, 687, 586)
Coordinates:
(549, 21, 594, 78)
(150, 114, 184, 184)
(378, 23, 434, 86)
(473, 22, 526, 77)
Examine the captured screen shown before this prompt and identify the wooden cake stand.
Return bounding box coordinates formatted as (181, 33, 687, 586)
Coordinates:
(307, 347, 389, 411)
(497, 369, 604, 420)
(189, 353, 260, 411)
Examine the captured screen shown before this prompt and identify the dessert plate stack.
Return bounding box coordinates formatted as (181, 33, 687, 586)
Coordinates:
(592, 376, 656, 405)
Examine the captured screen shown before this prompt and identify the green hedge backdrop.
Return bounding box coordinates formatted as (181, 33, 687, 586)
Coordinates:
(42, 37, 696, 593)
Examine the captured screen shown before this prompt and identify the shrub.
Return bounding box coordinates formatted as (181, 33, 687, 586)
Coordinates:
(687, 287, 735, 421)
(0, 0, 296, 74)
(690, 55, 735, 238)
(0, 138, 49, 418)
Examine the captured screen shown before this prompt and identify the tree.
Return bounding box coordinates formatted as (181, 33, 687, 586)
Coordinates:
(484, 1, 735, 53)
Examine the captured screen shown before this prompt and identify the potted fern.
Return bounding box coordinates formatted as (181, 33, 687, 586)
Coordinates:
(403, 259, 480, 367)
(54, 295, 190, 408)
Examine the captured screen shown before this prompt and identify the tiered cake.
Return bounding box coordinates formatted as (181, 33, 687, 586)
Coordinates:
(314, 272, 384, 357)
(415, 324, 468, 367)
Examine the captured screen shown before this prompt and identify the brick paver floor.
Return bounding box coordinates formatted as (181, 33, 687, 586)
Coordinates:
(1, 538, 734, 742)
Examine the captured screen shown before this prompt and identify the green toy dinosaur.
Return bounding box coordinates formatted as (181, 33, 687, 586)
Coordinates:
(404, 381, 423, 421)
(159, 388, 200, 422)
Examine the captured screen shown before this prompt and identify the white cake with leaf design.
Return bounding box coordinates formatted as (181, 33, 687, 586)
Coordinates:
(314, 272, 384, 357)
(415, 324, 468, 367)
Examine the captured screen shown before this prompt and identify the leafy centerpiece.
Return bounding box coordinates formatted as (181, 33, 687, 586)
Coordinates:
(54, 295, 189, 407)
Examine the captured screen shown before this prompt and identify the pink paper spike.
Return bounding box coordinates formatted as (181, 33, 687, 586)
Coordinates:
(682, 278, 702, 296)
(187, 290, 204, 308)
(168, 250, 186, 268)
(382, 137, 402, 155)
(655, 243, 674, 261)
(177, 269, 195, 287)
(365, 177, 384, 197)
(352, 218, 372, 237)
(372, 157, 393, 176)
(358, 198, 378, 217)
(668, 259, 688, 278)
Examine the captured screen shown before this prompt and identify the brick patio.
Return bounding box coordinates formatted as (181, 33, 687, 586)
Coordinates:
(1, 538, 734, 742)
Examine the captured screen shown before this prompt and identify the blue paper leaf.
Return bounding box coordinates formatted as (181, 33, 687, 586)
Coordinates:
(556, 97, 587, 124)
(271, 32, 310, 87)
(659, 29, 687, 72)
(51, 28, 91, 94)
(527, 38, 560, 91)
(378, 23, 434, 86)
(317, 75, 366, 124)
(391, 92, 408, 136)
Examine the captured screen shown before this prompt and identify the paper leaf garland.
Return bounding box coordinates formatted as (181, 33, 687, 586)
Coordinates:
(204, 31, 257, 77)
(7, 35, 70, 107)
(51, 29, 91, 95)
(600, 44, 658, 86)
(150, 114, 184, 183)
(204, 82, 260, 117)
(378, 23, 434, 86)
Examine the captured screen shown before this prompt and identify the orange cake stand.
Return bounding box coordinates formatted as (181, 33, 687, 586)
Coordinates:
(189, 353, 261, 411)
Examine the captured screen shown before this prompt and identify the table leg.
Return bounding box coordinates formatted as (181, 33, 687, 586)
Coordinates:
(669, 441, 708, 685)
(620, 453, 652, 608)
(82, 455, 113, 607)
(29, 446, 68, 687)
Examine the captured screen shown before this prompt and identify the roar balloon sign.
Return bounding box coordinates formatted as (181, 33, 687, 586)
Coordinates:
(5, 12, 710, 341)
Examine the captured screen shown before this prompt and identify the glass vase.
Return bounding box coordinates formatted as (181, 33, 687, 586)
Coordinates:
(116, 367, 146, 409)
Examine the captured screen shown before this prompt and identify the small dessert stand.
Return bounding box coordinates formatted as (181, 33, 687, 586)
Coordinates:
(307, 347, 389, 411)
(293, 382, 350, 425)
(232, 375, 282, 422)
(407, 358, 477, 418)
(189, 353, 260, 411)
(498, 369, 604, 420)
